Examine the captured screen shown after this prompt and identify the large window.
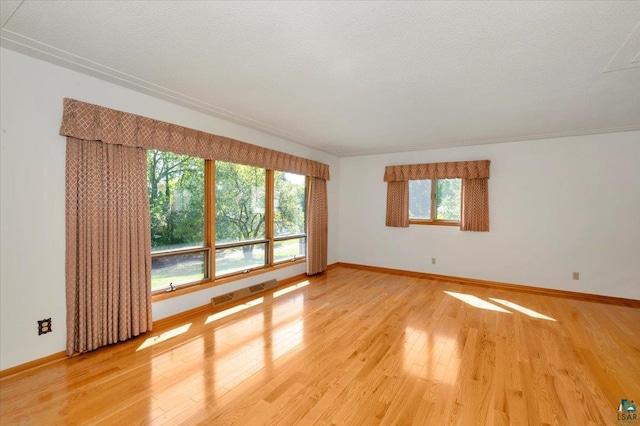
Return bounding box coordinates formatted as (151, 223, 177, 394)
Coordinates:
(409, 178, 461, 224)
(148, 151, 306, 291)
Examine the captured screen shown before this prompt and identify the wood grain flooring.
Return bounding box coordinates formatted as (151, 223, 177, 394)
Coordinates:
(1, 265, 639, 425)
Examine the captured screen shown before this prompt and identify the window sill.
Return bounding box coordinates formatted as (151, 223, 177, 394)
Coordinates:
(151, 258, 306, 302)
(409, 220, 459, 227)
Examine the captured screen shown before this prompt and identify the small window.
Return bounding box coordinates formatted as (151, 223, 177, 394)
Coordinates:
(409, 178, 461, 224)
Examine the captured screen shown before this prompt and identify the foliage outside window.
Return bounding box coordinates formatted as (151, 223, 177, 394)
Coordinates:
(409, 179, 461, 224)
(148, 150, 307, 291)
(148, 151, 207, 291)
(215, 162, 267, 277)
(273, 170, 306, 263)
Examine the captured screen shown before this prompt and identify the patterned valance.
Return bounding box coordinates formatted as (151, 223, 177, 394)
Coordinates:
(384, 160, 490, 182)
(60, 98, 330, 180)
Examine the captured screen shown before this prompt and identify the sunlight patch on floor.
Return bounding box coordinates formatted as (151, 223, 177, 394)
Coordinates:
(137, 323, 192, 350)
(489, 298, 557, 321)
(205, 297, 264, 324)
(444, 291, 511, 313)
(273, 280, 310, 298)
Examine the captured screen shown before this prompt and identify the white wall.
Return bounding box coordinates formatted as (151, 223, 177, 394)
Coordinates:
(0, 48, 340, 370)
(2, 45, 638, 372)
(339, 132, 640, 300)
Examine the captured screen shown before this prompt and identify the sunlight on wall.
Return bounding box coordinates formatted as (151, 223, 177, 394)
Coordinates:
(489, 298, 557, 321)
(443, 291, 511, 313)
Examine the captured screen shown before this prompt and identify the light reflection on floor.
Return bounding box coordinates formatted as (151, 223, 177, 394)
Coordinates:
(135, 281, 311, 411)
(214, 311, 265, 392)
(208, 288, 306, 394)
(403, 326, 459, 386)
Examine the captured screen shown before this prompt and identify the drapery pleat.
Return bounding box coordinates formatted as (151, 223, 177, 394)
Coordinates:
(306, 177, 328, 275)
(386, 181, 409, 227)
(65, 137, 152, 355)
(60, 98, 330, 180)
(460, 178, 490, 232)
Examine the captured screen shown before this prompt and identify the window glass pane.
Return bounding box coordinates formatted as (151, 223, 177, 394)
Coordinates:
(151, 251, 207, 291)
(215, 243, 267, 277)
(147, 150, 204, 252)
(274, 171, 306, 237)
(274, 237, 306, 263)
(215, 162, 266, 244)
(409, 180, 431, 219)
(436, 179, 461, 220)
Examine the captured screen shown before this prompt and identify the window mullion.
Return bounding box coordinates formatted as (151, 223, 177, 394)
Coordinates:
(266, 169, 274, 267)
(431, 179, 437, 221)
(206, 160, 215, 279)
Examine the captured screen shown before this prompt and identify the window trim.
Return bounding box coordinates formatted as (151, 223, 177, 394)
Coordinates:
(408, 178, 461, 226)
(150, 155, 307, 297)
(409, 219, 460, 226)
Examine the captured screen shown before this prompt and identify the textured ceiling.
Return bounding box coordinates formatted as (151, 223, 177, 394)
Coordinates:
(1, 1, 639, 156)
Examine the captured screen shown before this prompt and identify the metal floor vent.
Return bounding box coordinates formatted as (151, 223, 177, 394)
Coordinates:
(211, 279, 278, 308)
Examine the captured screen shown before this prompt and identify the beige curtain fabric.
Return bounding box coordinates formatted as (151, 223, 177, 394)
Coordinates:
(386, 181, 409, 227)
(384, 160, 490, 182)
(60, 98, 330, 180)
(65, 137, 152, 355)
(460, 178, 490, 232)
(306, 177, 328, 275)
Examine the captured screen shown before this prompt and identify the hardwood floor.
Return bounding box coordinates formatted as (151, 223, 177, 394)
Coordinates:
(1, 266, 639, 425)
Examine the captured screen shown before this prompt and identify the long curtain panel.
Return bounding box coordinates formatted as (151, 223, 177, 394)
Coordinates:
(65, 137, 152, 355)
(306, 177, 328, 275)
(385, 181, 409, 227)
(461, 178, 489, 232)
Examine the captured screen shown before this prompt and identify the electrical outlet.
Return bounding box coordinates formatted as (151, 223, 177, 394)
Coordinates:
(431, 258, 436, 265)
(38, 318, 52, 335)
(572, 272, 579, 280)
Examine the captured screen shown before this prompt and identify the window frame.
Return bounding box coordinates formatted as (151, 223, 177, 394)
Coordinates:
(408, 178, 461, 226)
(149, 154, 307, 297)
(150, 247, 212, 291)
(271, 170, 308, 265)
